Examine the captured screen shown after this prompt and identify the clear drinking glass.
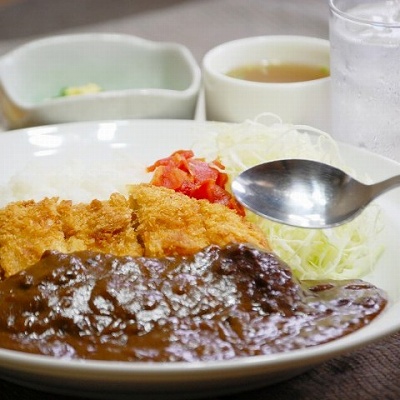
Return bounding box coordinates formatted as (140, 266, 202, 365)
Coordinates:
(329, 0, 400, 162)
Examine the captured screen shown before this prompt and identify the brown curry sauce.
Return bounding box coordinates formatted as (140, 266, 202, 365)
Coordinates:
(0, 244, 387, 361)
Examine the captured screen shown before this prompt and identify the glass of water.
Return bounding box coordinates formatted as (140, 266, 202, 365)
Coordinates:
(329, 0, 400, 162)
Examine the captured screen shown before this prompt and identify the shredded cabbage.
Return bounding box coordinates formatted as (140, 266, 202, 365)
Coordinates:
(195, 115, 384, 280)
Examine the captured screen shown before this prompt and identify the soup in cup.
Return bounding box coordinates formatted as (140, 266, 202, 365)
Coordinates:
(202, 35, 330, 131)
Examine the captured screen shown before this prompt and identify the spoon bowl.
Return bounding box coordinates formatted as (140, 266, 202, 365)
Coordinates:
(232, 159, 400, 229)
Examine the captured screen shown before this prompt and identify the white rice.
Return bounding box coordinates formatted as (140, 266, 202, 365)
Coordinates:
(0, 152, 150, 207)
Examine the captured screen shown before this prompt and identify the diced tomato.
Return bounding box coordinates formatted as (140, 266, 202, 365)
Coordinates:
(147, 150, 245, 216)
(150, 165, 188, 190)
(187, 159, 219, 182)
(147, 150, 194, 172)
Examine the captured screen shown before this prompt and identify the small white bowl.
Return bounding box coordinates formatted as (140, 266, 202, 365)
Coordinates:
(202, 35, 330, 131)
(0, 33, 201, 129)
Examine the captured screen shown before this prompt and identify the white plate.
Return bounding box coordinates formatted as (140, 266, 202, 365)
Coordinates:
(0, 119, 399, 400)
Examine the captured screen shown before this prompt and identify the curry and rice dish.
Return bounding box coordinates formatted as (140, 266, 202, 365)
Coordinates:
(0, 180, 387, 362)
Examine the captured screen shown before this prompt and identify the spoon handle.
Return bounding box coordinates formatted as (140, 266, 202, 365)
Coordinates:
(369, 175, 400, 200)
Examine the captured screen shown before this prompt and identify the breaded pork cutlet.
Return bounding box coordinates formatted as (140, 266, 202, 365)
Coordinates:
(0, 193, 142, 278)
(128, 184, 269, 257)
(0, 197, 68, 278)
(61, 193, 141, 256)
(0, 184, 268, 278)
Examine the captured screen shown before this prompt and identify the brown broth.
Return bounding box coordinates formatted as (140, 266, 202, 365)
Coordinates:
(227, 62, 330, 83)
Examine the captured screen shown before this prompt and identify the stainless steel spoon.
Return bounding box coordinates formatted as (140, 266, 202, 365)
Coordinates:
(232, 159, 400, 229)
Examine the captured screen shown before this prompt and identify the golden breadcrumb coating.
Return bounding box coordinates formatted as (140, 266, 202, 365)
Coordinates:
(61, 193, 141, 256)
(0, 198, 67, 278)
(128, 184, 269, 257)
(0, 193, 141, 278)
(0, 184, 268, 278)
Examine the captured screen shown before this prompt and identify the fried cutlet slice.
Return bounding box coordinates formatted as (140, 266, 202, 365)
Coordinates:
(0, 193, 142, 278)
(199, 200, 270, 250)
(61, 193, 142, 256)
(128, 184, 269, 257)
(0, 197, 67, 278)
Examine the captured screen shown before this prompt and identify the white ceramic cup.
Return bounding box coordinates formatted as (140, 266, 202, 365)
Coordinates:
(202, 35, 330, 131)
